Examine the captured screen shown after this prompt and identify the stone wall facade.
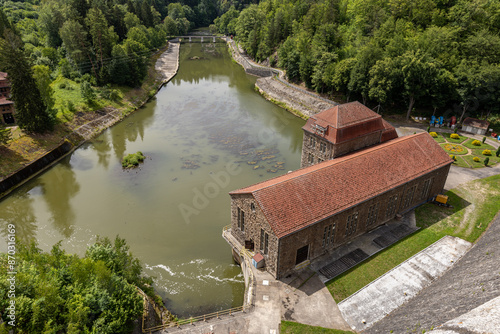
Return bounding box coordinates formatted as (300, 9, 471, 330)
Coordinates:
(230, 194, 279, 278)
(300, 132, 334, 167)
(300, 130, 383, 168)
(274, 164, 450, 279)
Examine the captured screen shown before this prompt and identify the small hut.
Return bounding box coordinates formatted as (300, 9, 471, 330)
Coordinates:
(462, 117, 490, 135)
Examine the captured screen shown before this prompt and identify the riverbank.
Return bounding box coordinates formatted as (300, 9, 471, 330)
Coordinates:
(226, 39, 337, 119)
(0, 42, 179, 197)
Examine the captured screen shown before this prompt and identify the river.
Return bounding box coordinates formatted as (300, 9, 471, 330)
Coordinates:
(0, 41, 305, 317)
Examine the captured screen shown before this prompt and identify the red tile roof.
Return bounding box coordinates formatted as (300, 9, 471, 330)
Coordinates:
(463, 117, 489, 130)
(0, 97, 13, 105)
(303, 101, 384, 144)
(381, 119, 398, 143)
(230, 133, 452, 238)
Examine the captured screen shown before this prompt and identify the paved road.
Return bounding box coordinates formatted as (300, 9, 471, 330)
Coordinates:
(367, 212, 500, 333)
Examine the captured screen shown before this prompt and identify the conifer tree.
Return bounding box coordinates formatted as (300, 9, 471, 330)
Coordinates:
(0, 31, 54, 133)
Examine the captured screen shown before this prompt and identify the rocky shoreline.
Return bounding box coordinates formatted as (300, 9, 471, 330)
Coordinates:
(225, 39, 337, 119)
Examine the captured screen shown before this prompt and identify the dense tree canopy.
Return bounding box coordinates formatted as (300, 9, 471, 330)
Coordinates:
(0, 0, 254, 88)
(0, 236, 151, 334)
(216, 0, 500, 120)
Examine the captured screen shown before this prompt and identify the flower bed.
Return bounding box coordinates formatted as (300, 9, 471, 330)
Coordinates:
(440, 143, 468, 155)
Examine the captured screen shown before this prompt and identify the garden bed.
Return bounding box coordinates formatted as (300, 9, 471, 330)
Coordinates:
(440, 143, 468, 155)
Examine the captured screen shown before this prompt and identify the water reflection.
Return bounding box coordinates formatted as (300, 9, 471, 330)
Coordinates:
(0, 192, 37, 245)
(41, 159, 80, 237)
(92, 134, 112, 169)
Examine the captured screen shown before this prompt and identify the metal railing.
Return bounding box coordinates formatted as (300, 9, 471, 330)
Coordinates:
(143, 304, 251, 332)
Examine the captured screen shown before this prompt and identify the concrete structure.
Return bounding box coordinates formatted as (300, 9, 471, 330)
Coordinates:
(226, 130, 453, 279)
(338, 236, 472, 332)
(300, 101, 397, 167)
(0, 72, 15, 125)
(462, 117, 489, 135)
(368, 211, 500, 333)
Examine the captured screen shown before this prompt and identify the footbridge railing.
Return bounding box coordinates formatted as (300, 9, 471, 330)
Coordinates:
(169, 35, 226, 43)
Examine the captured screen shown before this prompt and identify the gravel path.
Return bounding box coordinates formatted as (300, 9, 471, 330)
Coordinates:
(366, 211, 500, 333)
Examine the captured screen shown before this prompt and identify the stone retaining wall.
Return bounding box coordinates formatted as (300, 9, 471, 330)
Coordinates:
(0, 139, 75, 196)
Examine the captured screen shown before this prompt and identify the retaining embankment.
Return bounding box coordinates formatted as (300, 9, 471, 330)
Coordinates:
(0, 138, 77, 196)
(226, 39, 337, 118)
(255, 77, 336, 119)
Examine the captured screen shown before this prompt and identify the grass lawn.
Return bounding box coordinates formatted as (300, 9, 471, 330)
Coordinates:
(462, 155, 494, 168)
(441, 132, 468, 143)
(432, 134, 446, 143)
(463, 138, 495, 150)
(326, 174, 500, 302)
(440, 143, 468, 155)
(281, 321, 355, 334)
(452, 156, 470, 168)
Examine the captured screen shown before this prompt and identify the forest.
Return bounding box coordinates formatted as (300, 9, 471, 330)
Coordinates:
(0, 236, 154, 334)
(214, 0, 500, 121)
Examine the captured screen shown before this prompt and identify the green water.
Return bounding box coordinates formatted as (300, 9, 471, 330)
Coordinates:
(0, 42, 304, 316)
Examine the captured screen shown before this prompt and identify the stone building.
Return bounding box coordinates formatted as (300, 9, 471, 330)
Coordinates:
(461, 117, 489, 136)
(225, 110, 452, 279)
(0, 72, 15, 125)
(300, 101, 397, 167)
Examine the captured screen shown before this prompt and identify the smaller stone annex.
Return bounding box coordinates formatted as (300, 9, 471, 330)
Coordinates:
(225, 102, 453, 279)
(300, 101, 398, 167)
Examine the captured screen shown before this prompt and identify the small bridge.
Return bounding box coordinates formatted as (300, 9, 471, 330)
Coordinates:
(170, 35, 226, 43)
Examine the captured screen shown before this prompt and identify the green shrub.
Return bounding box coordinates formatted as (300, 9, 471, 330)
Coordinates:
(427, 126, 430, 133)
(450, 133, 460, 139)
(453, 126, 458, 133)
(66, 100, 76, 113)
(270, 55, 277, 67)
(482, 136, 486, 143)
(482, 149, 492, 156)
(472, 140, 481, 146)
(109, 89, 121, 101)
(496, 147, 500, 157)
(484, 157, 490, 166)
(473, 157, 480, 162)
(122, 151, 145, 168)
(449, 155, 457, 161)
(429, 132, 438, 138)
